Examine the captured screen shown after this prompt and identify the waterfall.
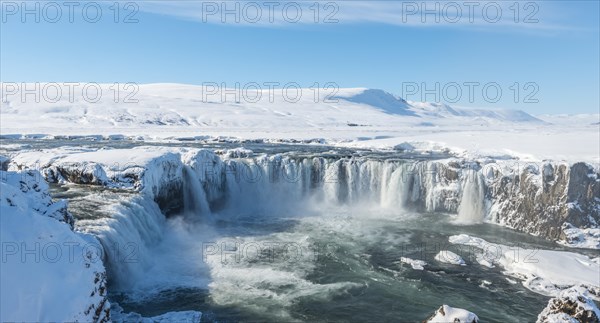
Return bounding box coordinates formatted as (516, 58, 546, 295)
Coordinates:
(80, 194, 167, 291)
(182, 165, 211, 216)
(456, 169, 486, 224)
(73, 151, 493, 292)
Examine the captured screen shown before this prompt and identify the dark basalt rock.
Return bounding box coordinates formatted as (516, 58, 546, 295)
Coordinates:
(488, 162, 599, 242)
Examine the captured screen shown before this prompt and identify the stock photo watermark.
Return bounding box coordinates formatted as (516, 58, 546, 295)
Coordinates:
(1, 241, 138, 264)
(0, 240, 540, 266)
(199, 1, 339, 24)
(0, 1, 542, 25)
(200, 82, 340, 103)
(1, 1, 139, 23)
(1, 81, 541, 105)
(189, 1, 540, 25)
(401, 82, 540, 104)
(1, 82, 139, 103)
(398, 1, 539, 24)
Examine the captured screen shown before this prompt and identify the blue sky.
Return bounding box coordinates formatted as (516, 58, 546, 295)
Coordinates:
(1, 0, 599, 113)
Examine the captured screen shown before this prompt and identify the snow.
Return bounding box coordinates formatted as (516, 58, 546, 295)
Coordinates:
(426, 304, 479, 323)
(559, 224, 600, 249)
(434, 250, 467, 266)
(449, 234, 600, 297)
(537, 286, 600, 323)
(1, 83, 598, 164)
(399, 257, 427, 270)
(8, 146, 186, 194)
(0, 170, 109, 322)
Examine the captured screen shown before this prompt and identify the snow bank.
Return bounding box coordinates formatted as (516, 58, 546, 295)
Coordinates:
(1, 170, 110, 322)
(559, 223, 600, 249)
(449, 234, 600, 297)
(425, 304, 479, 322)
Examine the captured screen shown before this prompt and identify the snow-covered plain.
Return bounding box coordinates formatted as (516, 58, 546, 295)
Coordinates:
(2, 83, 598, 165)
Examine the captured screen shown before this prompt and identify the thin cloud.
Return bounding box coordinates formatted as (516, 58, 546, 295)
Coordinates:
(134, 0, 578, 32)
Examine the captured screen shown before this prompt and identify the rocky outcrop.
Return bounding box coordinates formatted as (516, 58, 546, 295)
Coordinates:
(487, 161, 600, 243)
(0, 155, 9, 170)
(537, 287, 600, 323)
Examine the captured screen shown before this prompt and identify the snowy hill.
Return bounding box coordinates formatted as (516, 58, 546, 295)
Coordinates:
(408, 101, 544, 123)
(0, 84, 543, 135)
(333, 88, 544, 123)
(331, 88, 416, 116)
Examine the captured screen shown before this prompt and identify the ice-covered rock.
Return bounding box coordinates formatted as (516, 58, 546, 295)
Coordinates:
(434, 250, 466, 266)
(537, 287, 600, 323)
(425, 305, 479, 323)
(0, 155, 9, 170)
(215, 147, 253, 158)
(559, 223, 600, 249)
(111, 303, 202, 323)
(1, 170, 110, 322)
(399, 257, 427, 270)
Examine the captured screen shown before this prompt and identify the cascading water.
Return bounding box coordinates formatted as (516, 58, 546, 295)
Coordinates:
(75, 193, 167, 290)
(456, 169, 486, 224)
(182, 165, 211, 217)
(84, 156, 489, 289)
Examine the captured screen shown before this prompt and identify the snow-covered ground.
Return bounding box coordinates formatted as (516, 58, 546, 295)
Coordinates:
(0, 170, 110, 322)
(2, 83, 598, 165)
